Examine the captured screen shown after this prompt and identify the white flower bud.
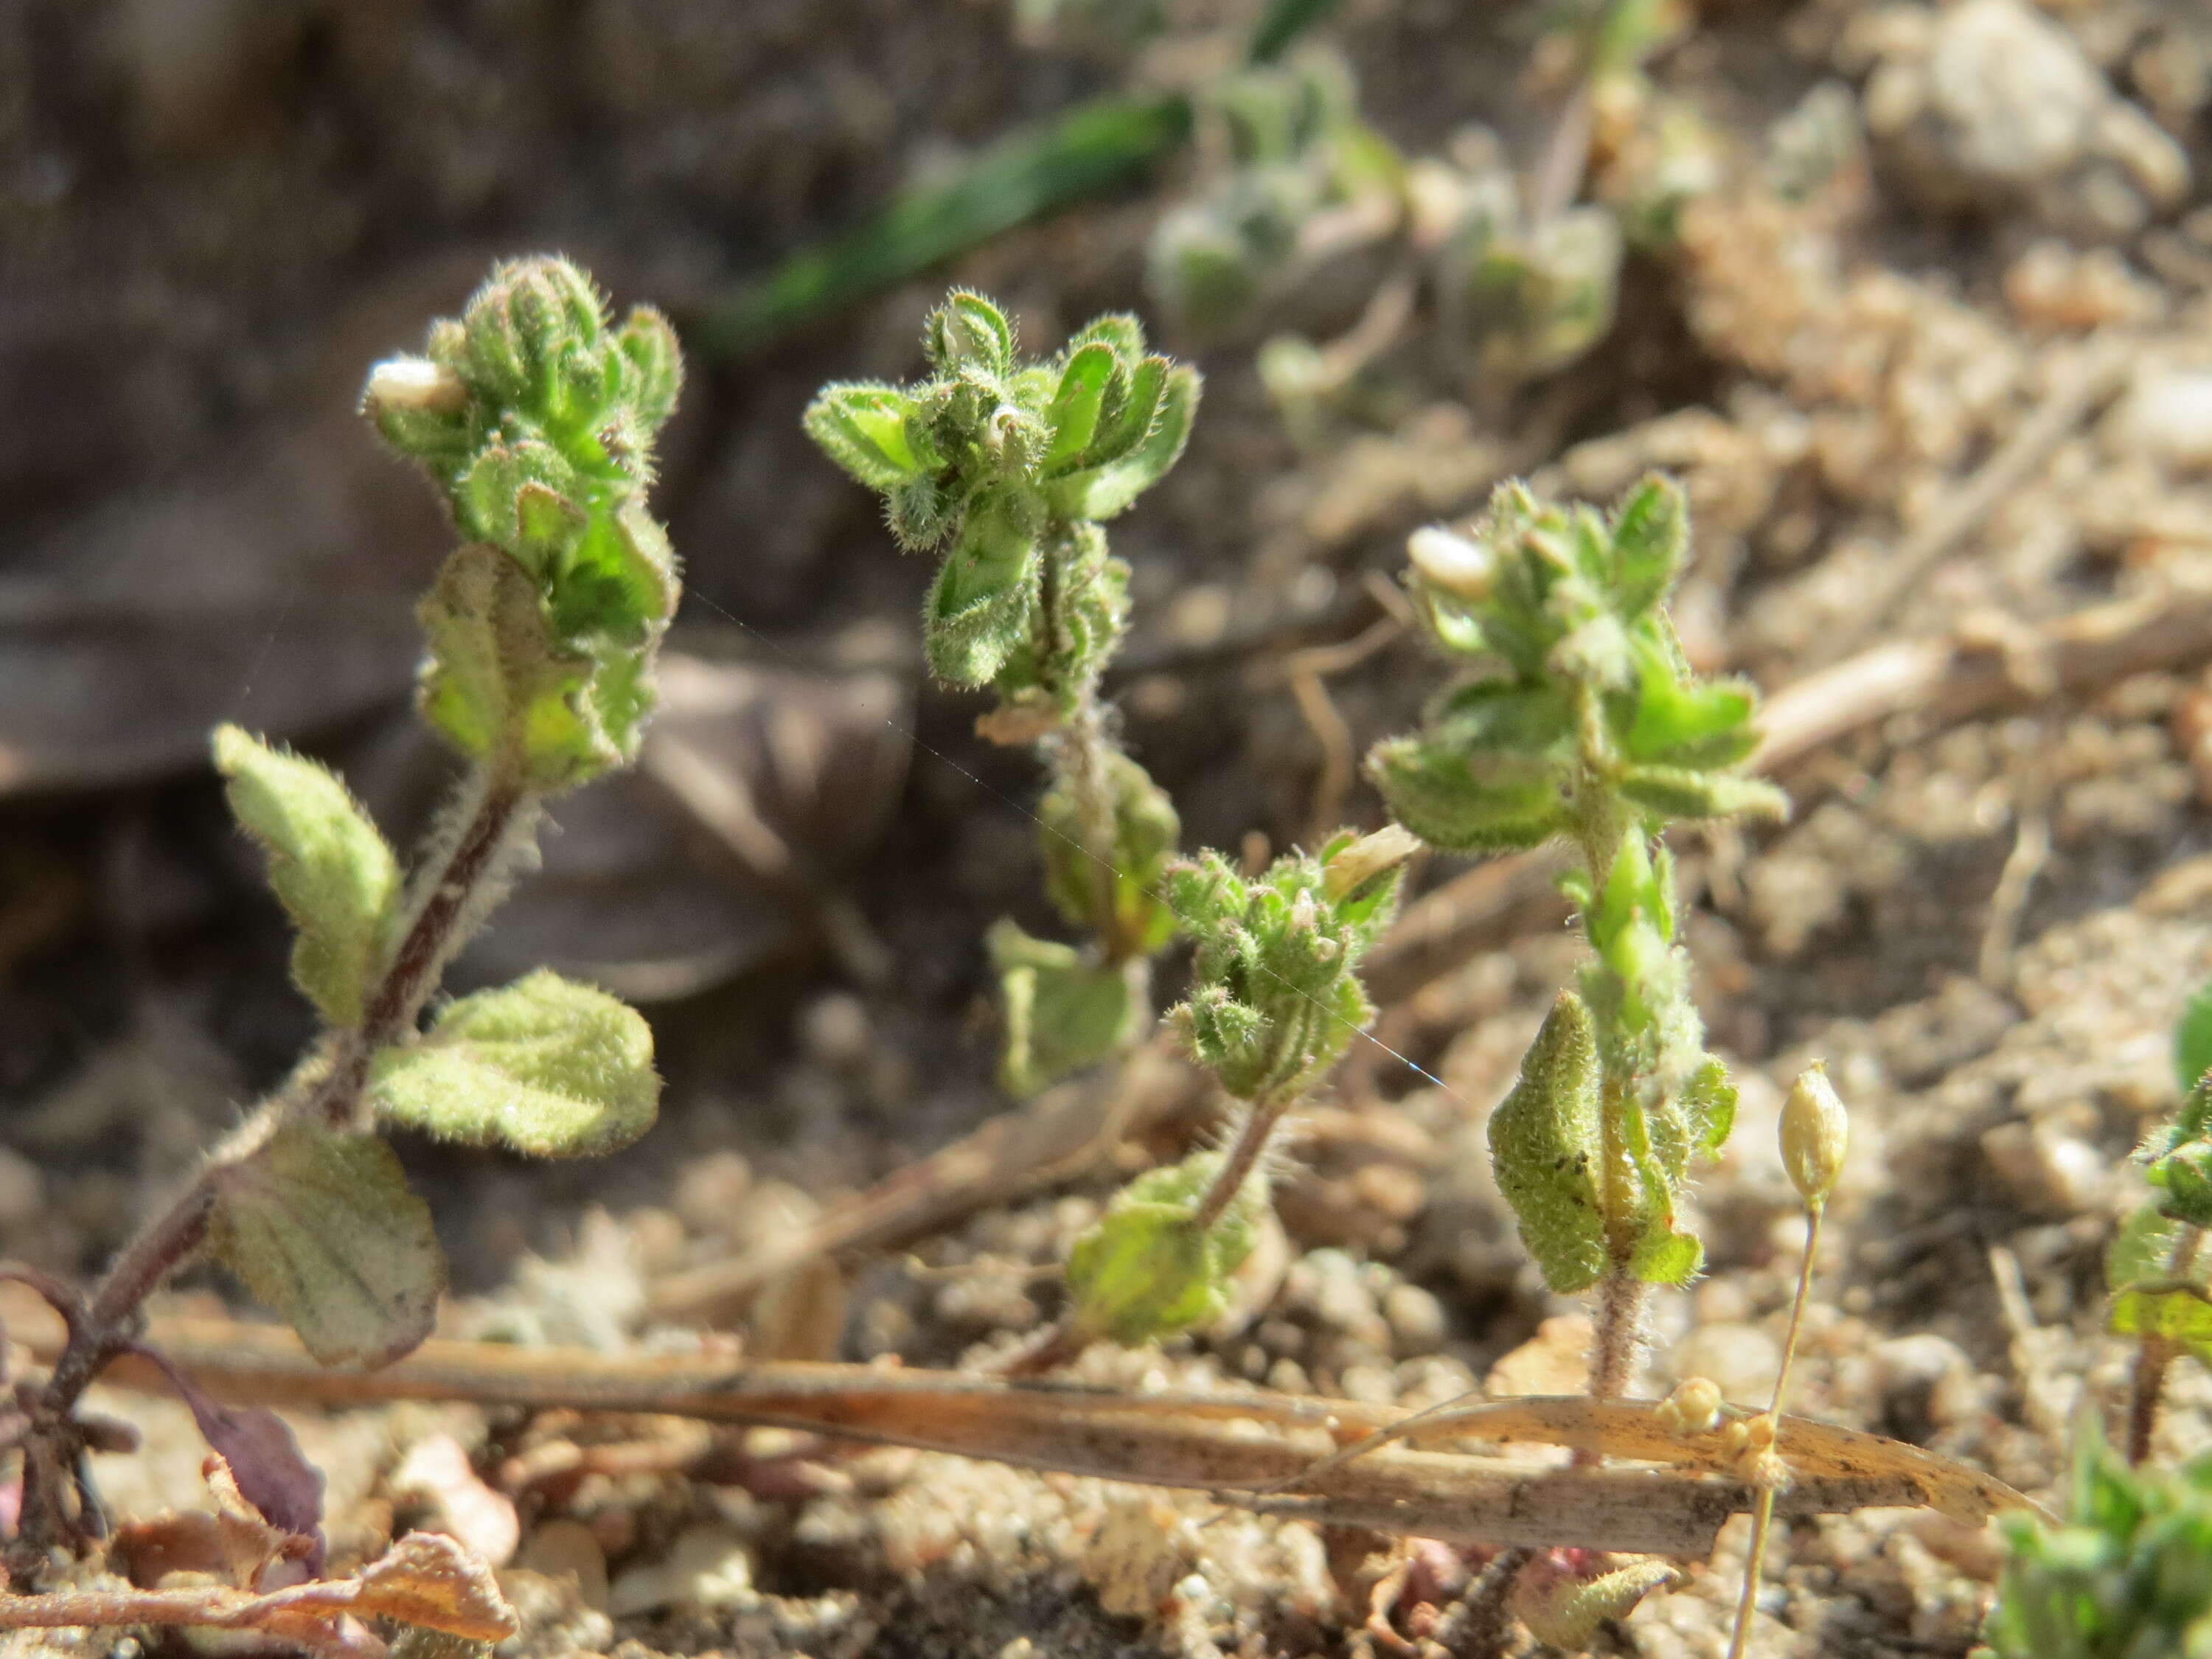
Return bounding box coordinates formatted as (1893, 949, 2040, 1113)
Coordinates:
(1779, 1061, 1848, 1208)
(1407, 524, 1495, 601)
(1321, 824, 1422, 900)
(364, 355, 467, 415)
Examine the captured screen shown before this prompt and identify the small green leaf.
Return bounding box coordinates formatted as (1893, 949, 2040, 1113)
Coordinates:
(923, 487, 1043, 686)
(1038, 750, 1180, 953)
(1065, 1150, 1265, 1345)
(1489, 992, 1608, 1294)
(417, 543, 621, 790)
(1682, 1056, 1737, 1158)
(1368, 735, 1566, 852)
(1043, 343, 1116, 468)
(1615, 764, 1789, 825)
(1623, 633, 1759, 769)
(990, 920, 1144, 1097)
(370, 968, 658, 1158)
(925, 290, 1017, 377)
(1511, 1554, 1680, 1650)
(804, 383, 925, 490)
(2110, 1279, 2212, 1366)
(1628, 1221, 1704, 1285)
(1606, 473, 1688, 619)
(2108, 1203, 2191, 1294)
(212, 726, 400, 1029)
(2151, 1141, 2212, 1230)
(615, 305, 684, 435)
(1050, 362, 1200, 521)
(206, 1121, 445, 1366)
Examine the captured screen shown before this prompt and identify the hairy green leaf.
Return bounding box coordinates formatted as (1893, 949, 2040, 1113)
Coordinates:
(1065, 1150, 1265, 1344)
(804, 383, 926, 491)
(1489, 992, 1608, 1294)
(212, 726, 400, 1029)
(1615, 764, 1788, 825)
(990, 920, 1143, 1097)
(371, 969, 658, 1158)
(1367, 735, 1566, 852)
(206, 1121, 444, 1366)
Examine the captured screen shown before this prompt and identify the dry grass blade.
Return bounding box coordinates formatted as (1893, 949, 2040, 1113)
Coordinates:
(86, 1319, 2041, 1557)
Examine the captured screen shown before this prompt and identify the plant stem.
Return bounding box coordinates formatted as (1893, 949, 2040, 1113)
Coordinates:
(1189, 1090, 1296, 1236)
(1037, 528, 1135, 966)
(2126, 1220, 2205, 1465)
(1727, 1202, 1824, 1659)
(1586, 1269, 1649, 1403)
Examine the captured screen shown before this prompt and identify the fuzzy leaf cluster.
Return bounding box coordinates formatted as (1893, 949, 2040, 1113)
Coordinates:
(1979, 1425, 2212, 1658)
(1064, 1150, 1265, 1345)
(366, 256, 684, 790)
(804, 291, 1197, 696)
(1369, 475, 1785, 854)
(1147, 49, 1399, 337)
(1165, 830, 1408, 1103)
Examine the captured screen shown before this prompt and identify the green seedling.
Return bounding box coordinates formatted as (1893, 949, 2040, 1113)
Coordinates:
(1064, 827, 1414, 1346)
(2110, 984, 2212, 1464)
(1146, 47, 1401, 338)
(1978, 1423, 2212, 1658)
(2, 256, 678, 1562)
(807, 291, 1194, 1095)
(1371, 475, 1787, 1397)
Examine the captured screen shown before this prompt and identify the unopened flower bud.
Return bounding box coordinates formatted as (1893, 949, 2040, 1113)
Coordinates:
(1779, 1061, 1848, 1208)
(1407, 524, 1495, 601)
(1321, 824, 1421, 900)
(364, 355, 467, 416)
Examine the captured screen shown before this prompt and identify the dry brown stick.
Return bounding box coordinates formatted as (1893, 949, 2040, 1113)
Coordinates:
(1363, 576, 2212, 1006)
(69, 1318, 2037, 1559)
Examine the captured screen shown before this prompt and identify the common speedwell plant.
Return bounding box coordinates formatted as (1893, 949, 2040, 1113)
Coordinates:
(1370, 476, 1787, 1396)
(805, 293, 1195, 1096)
(3, 255, 677, 1554)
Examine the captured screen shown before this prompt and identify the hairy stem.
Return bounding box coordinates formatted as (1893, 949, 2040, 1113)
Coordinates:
(1189, 1089, 1296, 1236)
(2126, 1220, 2204, 1465)
(1586, 1269, 1649, 1403)
(1037, 529, 1135, 965)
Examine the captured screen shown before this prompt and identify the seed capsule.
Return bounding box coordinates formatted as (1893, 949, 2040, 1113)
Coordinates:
(1779, 1061, 1848, 1208)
